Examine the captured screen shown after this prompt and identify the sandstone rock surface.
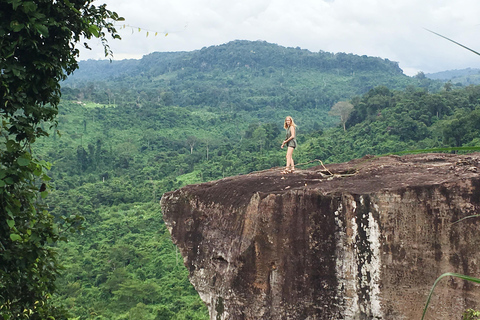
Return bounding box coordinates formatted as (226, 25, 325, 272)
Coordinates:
(161, 153, 480, 320)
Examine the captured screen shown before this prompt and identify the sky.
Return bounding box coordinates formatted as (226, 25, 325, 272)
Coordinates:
(79, 0, 480, 76)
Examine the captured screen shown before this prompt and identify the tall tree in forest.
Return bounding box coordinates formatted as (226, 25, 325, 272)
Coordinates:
(0, 1, 123, 318)
(329, 101, 354, 131)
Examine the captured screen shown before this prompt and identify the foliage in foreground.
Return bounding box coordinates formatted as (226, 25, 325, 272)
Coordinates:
(0, 0, 123, 318)
(464, 309, 480, 320)
(421, 273, 480, 320)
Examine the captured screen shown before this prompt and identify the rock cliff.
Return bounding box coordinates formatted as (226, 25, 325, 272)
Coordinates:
(160, 153, 480, 320)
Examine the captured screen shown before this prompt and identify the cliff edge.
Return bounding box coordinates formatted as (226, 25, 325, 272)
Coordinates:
(161, 153, 480, 320)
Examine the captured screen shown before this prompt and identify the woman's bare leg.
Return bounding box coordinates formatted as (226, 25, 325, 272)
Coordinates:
(286, 147, 295, 171)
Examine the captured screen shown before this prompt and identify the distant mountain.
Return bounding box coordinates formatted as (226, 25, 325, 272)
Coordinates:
(61, 40, 441, 133)
(63, 58, 141, 82)
(426, 68, 480, 85)
(66, 40, 407, 83)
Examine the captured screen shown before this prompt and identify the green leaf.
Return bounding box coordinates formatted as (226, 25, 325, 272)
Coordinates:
(17, 157, 30, 166)
(453, 214, 480, 224)
(10, 0, 22, 10)
(23, 2, 37, 13)
(11, 21, 25, 32)
(34, 24, 49, 37)
(0, 180, 5, 187)
(88, 25, 100, 37)
(10, 234, 22, 241)
(6, 140, 19, 152)
(6, 208, 14, 219)
(4, 177, 14, 185)
(421, 272, 480, 320)
(7, 220, 15, 228)
(426, 29, 480, 57)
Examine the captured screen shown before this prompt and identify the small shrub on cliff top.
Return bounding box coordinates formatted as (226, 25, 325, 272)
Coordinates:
(463, 309, 480, 320)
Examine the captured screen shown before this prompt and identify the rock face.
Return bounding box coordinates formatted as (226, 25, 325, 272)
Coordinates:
(161, 153, 480, 320)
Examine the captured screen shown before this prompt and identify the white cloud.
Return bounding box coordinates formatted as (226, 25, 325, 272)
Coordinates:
(80, 0, 480, 75)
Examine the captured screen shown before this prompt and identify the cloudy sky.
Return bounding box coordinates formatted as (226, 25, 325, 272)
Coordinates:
(80, 0, 480, 76)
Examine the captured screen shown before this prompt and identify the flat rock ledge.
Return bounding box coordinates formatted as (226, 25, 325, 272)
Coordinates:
(161, 153, 480, 320)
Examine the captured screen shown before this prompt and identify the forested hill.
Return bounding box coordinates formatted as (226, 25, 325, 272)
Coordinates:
(61, 40, 442, 133)
(67, 40, 406, 81)
(426, 67, 480, 86)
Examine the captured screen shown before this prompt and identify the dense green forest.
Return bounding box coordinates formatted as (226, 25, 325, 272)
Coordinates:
(61, 40, 446, 132)
(32, 41, 480, 319)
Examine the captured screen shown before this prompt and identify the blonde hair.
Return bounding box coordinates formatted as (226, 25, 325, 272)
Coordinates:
(284, 116, 296, 129)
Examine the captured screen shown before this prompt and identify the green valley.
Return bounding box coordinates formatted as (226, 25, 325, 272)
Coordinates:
(30, 40, 480, 319)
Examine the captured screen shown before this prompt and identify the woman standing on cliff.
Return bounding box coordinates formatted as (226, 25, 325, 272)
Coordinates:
(281, 116, 297, 173)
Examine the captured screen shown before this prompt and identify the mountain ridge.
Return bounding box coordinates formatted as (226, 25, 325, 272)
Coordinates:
(426, 67, 480, 86)
(66, 40, 406, 83)
(61, 39, 440, 134)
